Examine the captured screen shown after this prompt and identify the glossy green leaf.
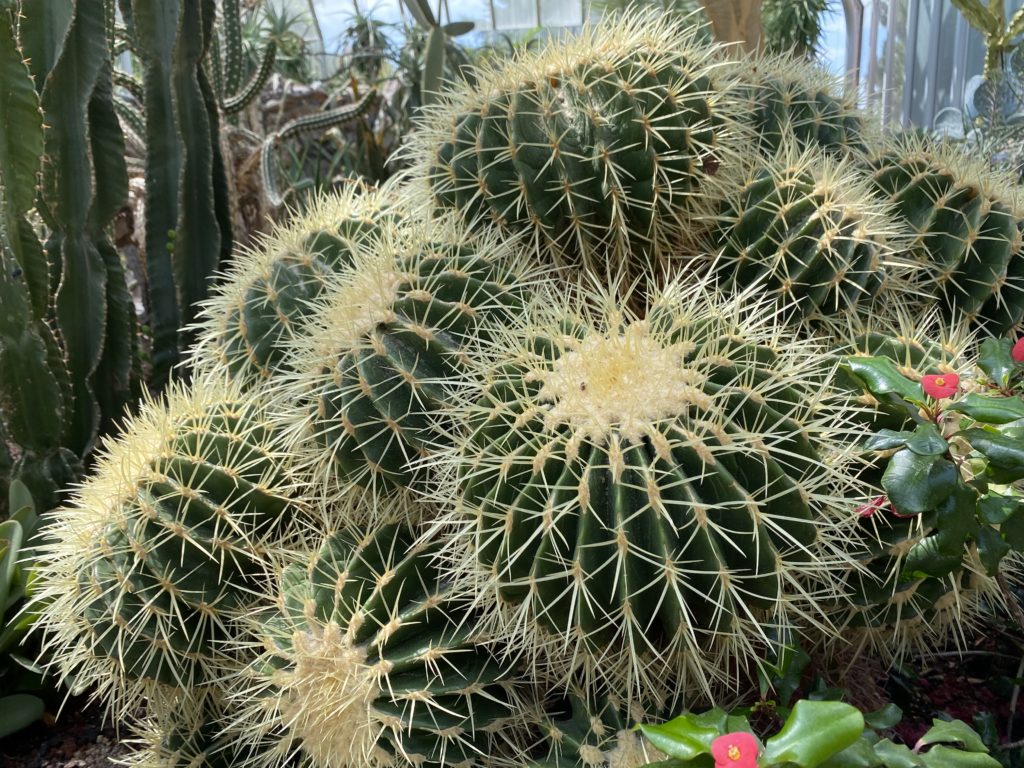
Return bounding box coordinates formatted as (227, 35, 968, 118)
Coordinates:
(865, 430, 912, 451)
(903, 536, 964, 579)
(422, 25, 445, 106)
(948, 393, 1024, 424)
(871, 740, 922, 768)
(906, 423, 949, 456)
(961, 428, 1024, 481)
(443, 20, 474, 36)
(976, 525, 1010, 575)
(640, 713, 723, 761)
(919, 746, 1002, 768)
(864, 703, 903, 730)
(0, 693, 44, 739)
(841, 357, 922, 402)
(762, 701, 864, 768)
(978, 493, 1017, 524)
(1000, 508, 1024, 549)
(977, 338, 1015, 389)
(882, 450, 958, 514)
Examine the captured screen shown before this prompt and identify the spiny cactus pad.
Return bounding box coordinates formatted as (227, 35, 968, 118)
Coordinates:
(863, 135, 1024, 332)
(704, 147, 901, 315)
(191, 183, 405, 384)
(431, 278, 864, 698)
(413, 12, 739, 275)
(274, 219, 534, 495)
(225, 507, 523, 768)
(33, 376, 308, 714)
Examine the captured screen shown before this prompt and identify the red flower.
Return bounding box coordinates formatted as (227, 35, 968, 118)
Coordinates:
(921, 373, 959, 400)
(712, 732, 759, 768)
(1013, 337, 1024, 363)
(855, 495, 888, 518)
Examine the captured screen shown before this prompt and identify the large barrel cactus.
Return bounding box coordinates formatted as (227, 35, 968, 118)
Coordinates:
(862, 134, 1024, 332)
(411, 12, 741, 275)
(223, 503, 525, 768)
(32, 376, 310, 712)
(271, 217, 537, 495)
(191, 182, 407, 385)
(430, 276, 866, 698)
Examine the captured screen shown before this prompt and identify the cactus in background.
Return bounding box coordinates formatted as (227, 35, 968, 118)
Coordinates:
(411, 12, 741, 276)
(190, 182, 406, 386)
(702, 145, 903, 317)
(209, 0, 276, 116)
(431, 276, 866, 700)
(729, 55, 867, 156)
(274, 216, 534, 496)
(224, 507, 524, 768)
(863, 134, 1024, 333)
(129, 0, 234, 387)
(121, 690, 243, 768)
(32, 376, 311, 715)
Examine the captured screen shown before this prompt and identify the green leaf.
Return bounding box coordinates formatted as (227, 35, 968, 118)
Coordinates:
(639, 713, 723, 761)
(864, 703, 903, 730)
(976, 525, 1010, 575)
(443, 20, 474, 36)
(819, 736, 879, 768)
(906, 423, 949, 456)
(0, 693, 44, 738)
(978, 493, 1017, 524)
(934, 481, 980, 554)
(401, 0, 436, 28)
(872, 741, 922, 768)
(961, 429, 1024, 481)
(7, 478, 33, 519)
(841, 357, 922, 402)
(903, 536, 964, 579)
(919, 746, 1002, 768)
(762, 701, 864, 768)
(977, 338, 1015, 389)
(948, 393, 1024, 425)
(422, 25, 445, 106)
(1000, 508, 1024, 549)
(865, 430, 913, 451)
(882, 450, 958, 514)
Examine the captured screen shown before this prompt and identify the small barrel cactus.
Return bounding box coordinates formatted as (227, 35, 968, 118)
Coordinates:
(862, 134, 1024, 332)
(191, 181, 407, 385)
(411, 12, 741, 275)
(702, 145, 904, 316)
(120, 690, 241, 768)
(223, 502, 525, 768)
(728, 55, 867, 156)
(272, 217, 536, 495)
(430, 276, 866, 698)
(32, 376, 310, 713)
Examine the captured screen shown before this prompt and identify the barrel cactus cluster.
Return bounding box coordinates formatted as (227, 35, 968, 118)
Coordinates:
(31, 11, 1024, 768)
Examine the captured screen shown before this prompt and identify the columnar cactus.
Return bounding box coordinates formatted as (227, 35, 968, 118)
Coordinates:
(430, 276, 866, 699)
(191, 182, 407, 385)
(411, 12, 741, 275)
(702, 145, 903, 316)
(273, 217, 536, 495)
(862, 134, 1024, 332)
(224, 503, 525, 768)
(33, 376, 310, 714)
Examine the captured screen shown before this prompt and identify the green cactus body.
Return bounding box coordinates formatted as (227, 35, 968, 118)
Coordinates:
(192, 184, 406, 384)
(706, 148, 900, 316)
(276, 219, 533, 495)
(863, 136, 1024, 332)
(227, 510, 522, 768)
(413, 13, 739, 275)
(122, 691, 241, 768)
(433, 278, 864, 698)
(528, 688, 668, 768)
(731, 56, 866, 155)
(33, 376, 309, 713)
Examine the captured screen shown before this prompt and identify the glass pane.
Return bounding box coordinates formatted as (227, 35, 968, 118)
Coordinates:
(540, 0, 582, 27)
(493, 0, 538, 30)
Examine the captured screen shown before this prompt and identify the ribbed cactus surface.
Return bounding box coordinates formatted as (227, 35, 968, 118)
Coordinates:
(434, 278, 863, 697)
(192, 185, 406, 384)
(414, 13, 737, 274)
(276, 219, 531, 494)
(227, 509, 522, 768)
(706, 148, 898, 315)
(33, 377, 306, 712)
(863, 136, 1024, 332)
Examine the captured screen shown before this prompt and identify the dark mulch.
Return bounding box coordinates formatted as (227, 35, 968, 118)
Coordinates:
(0, 696, 130, 768)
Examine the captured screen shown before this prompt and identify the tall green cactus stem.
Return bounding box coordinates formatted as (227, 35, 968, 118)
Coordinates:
(728, 55, 867, 155)
(528, 687, 668, 768)
(32, 376, 311, 716)
(411, 12, 742, 276)
(260, 90, 380, 209)
(703, 146, 904, 316)
(211, 0, 276, 115)
(430, 277, 866, 699)
(863, 134, 1024, 333)
(274, 217, 534, 496)
(191, 182, 406, 386)
(225, 508, 524, 768)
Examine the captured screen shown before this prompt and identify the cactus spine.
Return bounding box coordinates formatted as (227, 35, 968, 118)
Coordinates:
(413, 13, 741, 276)
(431, 277, 865, 699)
(225, 506, 523, 768)
(33, 376, 310, 714)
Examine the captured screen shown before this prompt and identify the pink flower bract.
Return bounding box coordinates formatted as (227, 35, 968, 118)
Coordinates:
(712, 732, 759, 768)
(921, 373, 959, 400)
(1013, 337, 1024, 363)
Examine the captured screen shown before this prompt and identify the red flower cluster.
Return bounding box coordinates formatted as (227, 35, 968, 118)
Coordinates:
(1013, 337, 1024, 363)
(921, 373, 959, 400)
(712, 732, 759, 768)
